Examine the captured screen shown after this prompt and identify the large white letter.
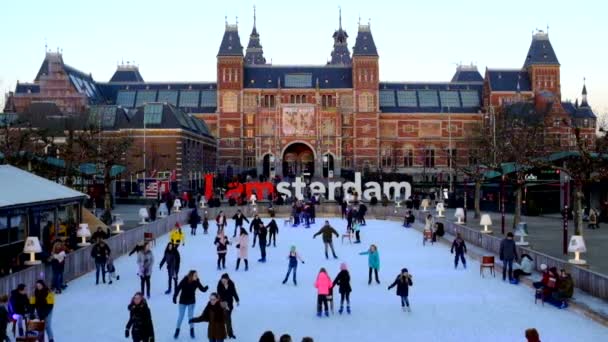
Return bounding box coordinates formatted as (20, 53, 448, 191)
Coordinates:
(328, 180, 342, 201)
(383, 182, 412, 201)
(277, 182, 292, 199)
(309, 182, 326, 198)
(363, 182, 382, 201)
(292, 177, 306, 200)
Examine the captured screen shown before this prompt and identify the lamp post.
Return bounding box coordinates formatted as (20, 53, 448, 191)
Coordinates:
(501, 174, 506, 235)
(563, 175, 569, 255)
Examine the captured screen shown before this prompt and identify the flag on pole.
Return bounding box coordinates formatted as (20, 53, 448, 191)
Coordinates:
(145, 181, 159, 198)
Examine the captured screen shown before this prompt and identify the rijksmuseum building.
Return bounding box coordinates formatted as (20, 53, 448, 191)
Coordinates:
(3, 14, 597, 187)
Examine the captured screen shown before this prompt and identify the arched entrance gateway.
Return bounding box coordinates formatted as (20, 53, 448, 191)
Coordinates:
(282, 142, 315, 178)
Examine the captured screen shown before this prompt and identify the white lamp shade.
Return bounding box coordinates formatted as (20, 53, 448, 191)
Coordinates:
(568, 235, 587, 253)
(173, 199, 182, 208)
(159, 203, 169, 215)
(112, 216, 125, 227)
(139, 208, 149, 219)
(23, 236, 42, 254)
(480, 214, 492, 226)
(77, 224, 91, 238)
(200, 196, 207, 204)
(514, 224, 528, 237)
(454, 208, 465, 219)
(436, 203, 445, 211)
(421, 199, 430, 208)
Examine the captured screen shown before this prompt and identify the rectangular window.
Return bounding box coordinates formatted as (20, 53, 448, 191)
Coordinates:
(418, 90, 439, 107)
(158, 90, 178, 106)
(447, 148, 457, 168)
(116, 91, 136, 107)
(403, 149, 413, 167)
(262, 95, 275, 108)
(200, 90, 217, 107)
(244, 94, 258, 109)
(424, 149, 435, 168)
(245, 156, 256, 168)
(0, 214, 26, 247)
(135, 90, 157, 107)
(439, 91, 461, 108)
(379, 90, 396, 107)
(460, 90, 480, 107)
(285, 74, 313, 88)
(246, 129, 254, 138)
(143, 103, 163, 124)
(246, 114, 254, 125)
(179, 91, 200, 108)
(396, 91, 417, 107)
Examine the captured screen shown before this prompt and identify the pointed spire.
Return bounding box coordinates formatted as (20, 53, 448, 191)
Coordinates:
(245, 5, 266, 64)
(339, 6, 342, 30)
(574, 98, 579, 108)
(352, 19, 378, 57)
(329, 7, 351, 65)
(218, 18, 243, 57)
(580, 78, 589, 107)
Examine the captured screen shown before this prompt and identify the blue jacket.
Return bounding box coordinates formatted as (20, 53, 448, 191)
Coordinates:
(360, 250, 380, 269)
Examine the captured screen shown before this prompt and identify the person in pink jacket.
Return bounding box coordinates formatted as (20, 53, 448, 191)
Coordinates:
(235, 228, 249, 271)
(315, 268, 333, 317)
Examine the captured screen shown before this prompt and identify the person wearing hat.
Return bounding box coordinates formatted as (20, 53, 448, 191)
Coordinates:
(533, 264, 549, 289)
(332, 263, 352, 314)
(170, 223, 185, 247)
(282, 246, 304, 286)
(387, 268, 413, 312)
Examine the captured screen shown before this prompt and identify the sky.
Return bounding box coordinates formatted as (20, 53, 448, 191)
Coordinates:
(0, 0, 606, 115)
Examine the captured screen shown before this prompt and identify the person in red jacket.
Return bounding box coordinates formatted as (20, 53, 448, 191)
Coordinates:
(315, 268, 333, 317)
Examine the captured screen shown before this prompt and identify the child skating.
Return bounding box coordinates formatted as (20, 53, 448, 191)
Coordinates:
(202, 215, 209, 235)
(451, 233, 467, 269)
(214, 229, 230, 270)
(332, 263, 352, 314)
(387, 268, 413, 312)
(314, 268, 332, 317)
(106, 256, 119, 285)
(359, 244, 380, 284)
(282, 246, 304, 285)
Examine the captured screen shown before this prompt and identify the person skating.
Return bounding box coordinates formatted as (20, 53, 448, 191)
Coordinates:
(0, 295, 9, 342)
(30, 280, 55, 341)
(189, 208, 201, 236)
(216, 211, 228, 232)
(249, 214, 263, 248)
(352, 221, 361, 244)
(451, 233, 467, 269)
(170, 223, 185, 247)
(202, 215, 210, 235)
(173, 270, 209, 339)
(232, 210, 250, 238)
(214, 229, 231, 270)
(313, 220, 339, 259)
(235, 228, 249, 271)
(107, 255, 120, 285)
(137, 242, 154, 299)
(358, 203, 367, 225)
(125, 292, 155, 342)
(50, 241, 67, 293)
(9, 283, 29, 336)
(258, 222, 268, 263)
(266, 218, 279, 247)
(217, 274, 240, 339)
(500, 232, 519, 282)
(332, 263, 352, 314)
(359, 244, 380, 284)
(189, 292, 227, 342)
(282, 246, 304, 285)
(387, 268, 414, 312)
(314, 268, 333, 317)
(160, 242, 181, 294)
(90, 238, 111, 285)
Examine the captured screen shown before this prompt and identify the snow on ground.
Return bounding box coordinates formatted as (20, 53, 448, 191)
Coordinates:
(53, 218, 608, 342)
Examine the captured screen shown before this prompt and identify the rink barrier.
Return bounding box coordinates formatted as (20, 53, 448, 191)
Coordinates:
(412, 210, 608, 300)
(0, 210, 192, 296)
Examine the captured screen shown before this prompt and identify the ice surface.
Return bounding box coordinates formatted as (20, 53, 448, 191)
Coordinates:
(52, 218, 608, 341)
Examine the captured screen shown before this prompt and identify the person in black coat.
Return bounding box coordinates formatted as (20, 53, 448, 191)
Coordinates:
(0, 294, 9, 342)
(332, 263, 352, 315)
(173, 270, 209, 339)
(358, 203, 367, 225)
(232, 210, 250, 238)
(249, 214, 263, 248)
(159, 243, 181, 294)
(217, 273, 240, 339)
(189, 293, 227, 341)
(125, 292, 155, 342)
(266, 219, 279, 247)
(9, 284, 29, 336)
(91, 240, 111, 284)
(388, 268, 413, 311)
(499, 232, 519, 282)
(257, 223, 268, 262)
(149, 203, 157, 222)
(450, 233, 467, 269)
(189, 209, 201, 236)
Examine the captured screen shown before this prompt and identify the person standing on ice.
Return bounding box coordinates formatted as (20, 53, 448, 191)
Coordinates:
(359, 244, 381, 284)
(232, 210, 249, 238)
(332, 263, 352, 314)
(216, 211, 228, 232)
(313, 220, 339, 259)
(387, 268, 413, 312)
(189, 292, 227, 342)
(217, 273, 240, 339)
(235, 228, 250, 271)
(137, 242, 154, 299)
(257, 222, 269, 263)
(451, 233, 467, 269)
(173, 270, 209, 339)
(91, 238, 111, 285)
(202, 215, 210, 235)
(189, 208, 201, 236)
(282, 245, 304, 285)
(499, 232, 518, 282)
(214, 229, 231, 270)
(169, 223, 185, 247)
(125, 292, 155, 342)
(159, 242, 181, 294)
(30, 280, 55, 341)
(266, 218, 279, 247)
(249, 214, 264, 248)
(315, 268, 333, 317)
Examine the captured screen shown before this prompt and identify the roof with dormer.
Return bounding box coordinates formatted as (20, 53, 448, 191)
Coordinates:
(523, 31, 560, 67)
(486, 69, 532, 92)
(110, 65, 144, 82)
(352, 24, 378, 57)
(218, 24, 244, 57)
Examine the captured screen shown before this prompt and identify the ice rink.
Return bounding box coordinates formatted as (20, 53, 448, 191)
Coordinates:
(51, 217, 608, 341)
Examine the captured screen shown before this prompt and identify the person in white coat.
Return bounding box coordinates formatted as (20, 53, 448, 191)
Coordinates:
(235, 228, 249, 271)
(512, 253, 534, 283)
